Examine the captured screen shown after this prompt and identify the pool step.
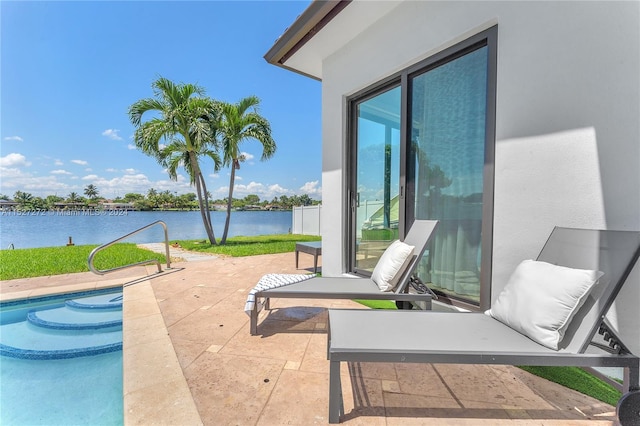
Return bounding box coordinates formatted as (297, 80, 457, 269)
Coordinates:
(0, 292, 123, 360)
(28, 307, 122, 330)
(65, 293, 123, 310)
(0, 322, 122, 359)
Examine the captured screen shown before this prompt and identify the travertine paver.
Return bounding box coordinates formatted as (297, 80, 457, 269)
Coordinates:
(0, 251, 618, 425)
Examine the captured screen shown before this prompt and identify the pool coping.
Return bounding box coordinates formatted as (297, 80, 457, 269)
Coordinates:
(1, 275, 202, 425)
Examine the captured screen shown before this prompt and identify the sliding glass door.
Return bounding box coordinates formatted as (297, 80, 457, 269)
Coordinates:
(408, 45, 489, 304)
(352, 86, 401, 273)
(348, 28, 496, 308)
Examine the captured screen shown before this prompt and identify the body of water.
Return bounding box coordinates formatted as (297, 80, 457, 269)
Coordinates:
(0, 210, 293, 249)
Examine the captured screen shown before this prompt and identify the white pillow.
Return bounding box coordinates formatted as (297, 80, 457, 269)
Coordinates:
(487, 260, 603, 350)
(371, 240, 415, 292)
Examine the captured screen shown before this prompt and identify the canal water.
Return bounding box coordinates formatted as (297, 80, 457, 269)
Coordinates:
(0, 210, 292, 249)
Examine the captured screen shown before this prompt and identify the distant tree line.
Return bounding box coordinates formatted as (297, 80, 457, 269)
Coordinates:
(0, 186, 320, 211)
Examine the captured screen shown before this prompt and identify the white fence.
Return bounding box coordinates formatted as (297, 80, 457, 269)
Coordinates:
(292, 205, 321, 236)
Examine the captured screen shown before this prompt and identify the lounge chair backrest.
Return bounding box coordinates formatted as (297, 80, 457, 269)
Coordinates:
(536, 227, 640, 353)
(393, 220, 439, 294)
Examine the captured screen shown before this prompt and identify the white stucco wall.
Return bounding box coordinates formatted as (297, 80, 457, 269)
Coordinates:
(320, 1, 639, 351)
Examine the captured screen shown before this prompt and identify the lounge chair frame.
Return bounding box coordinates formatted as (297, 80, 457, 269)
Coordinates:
(326, 227, 640, 424)
(249, 220, 439, 335)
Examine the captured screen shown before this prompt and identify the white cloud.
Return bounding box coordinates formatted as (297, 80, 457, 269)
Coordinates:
(209, 173, 220, 179)
(300, 180, 321, 195)
(102, 129, 123, 141)
(82, 174, 99, 180)
(127, 144, 136, 150)
(54, 159, 64, 166)
(4, 136, 24, 142)
(235, 176, 243, 181)
(267, 183, 290, 195)
(0, 168, 70, 195)
(124, 168, 137, 174)
(105, 168, 118, 173)
(241, 152, 254, 160)
(0, 153, 31, 167)
(71, 159, 88, 166)
(51, 169, 72, 175)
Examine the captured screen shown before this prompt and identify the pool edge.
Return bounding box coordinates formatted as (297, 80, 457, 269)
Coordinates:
(122, 278, 203, 425)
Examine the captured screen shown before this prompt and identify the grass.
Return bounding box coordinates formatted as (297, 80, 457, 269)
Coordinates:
(355, 299, 397, 309)
(0, 243, 166, 280)
(518, 366, 621, 406)
(174, 234, 321, 257)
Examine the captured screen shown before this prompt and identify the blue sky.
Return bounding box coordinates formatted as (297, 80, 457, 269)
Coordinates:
(1, 0, 321, 202)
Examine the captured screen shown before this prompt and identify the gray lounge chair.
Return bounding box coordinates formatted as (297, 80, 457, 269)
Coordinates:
(249, 220, 439, 335)
(326, 227, 640, 424)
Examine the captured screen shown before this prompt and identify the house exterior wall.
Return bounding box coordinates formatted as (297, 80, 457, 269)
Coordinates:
(320, 1, 639, 352)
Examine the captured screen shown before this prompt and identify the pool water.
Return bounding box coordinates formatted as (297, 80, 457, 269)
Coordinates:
(0, 289, 123, 425)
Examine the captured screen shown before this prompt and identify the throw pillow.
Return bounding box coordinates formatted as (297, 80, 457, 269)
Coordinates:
(488, 259, 603, 350)
(371, 240, 415, 292)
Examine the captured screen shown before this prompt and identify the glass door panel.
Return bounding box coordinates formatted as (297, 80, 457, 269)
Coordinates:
(409, 46, 488, 302)
(354, 86, 401, 272)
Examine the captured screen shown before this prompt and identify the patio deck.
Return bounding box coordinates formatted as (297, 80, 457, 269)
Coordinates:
(1, 252, 619, 425)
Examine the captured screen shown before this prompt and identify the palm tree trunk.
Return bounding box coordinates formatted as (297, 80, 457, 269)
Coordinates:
(195, 174, 216, 245)
(220, 163, 236, 245)
(198, 173, 215, 240)
(200, 174, 213, 228)
(189, 152, 216, 245)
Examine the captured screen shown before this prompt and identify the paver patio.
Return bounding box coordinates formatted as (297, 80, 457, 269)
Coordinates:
(1, 252, 619, 425)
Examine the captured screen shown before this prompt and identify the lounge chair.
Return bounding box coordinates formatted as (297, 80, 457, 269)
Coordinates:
(248, 220, 439, 335)
(326, 226, 640, 424)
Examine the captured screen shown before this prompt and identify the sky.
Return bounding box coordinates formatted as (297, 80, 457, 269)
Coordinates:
(0, 0, 321, 202)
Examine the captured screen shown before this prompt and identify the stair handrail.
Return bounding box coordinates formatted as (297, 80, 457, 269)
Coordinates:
(88, 220, 171, 275)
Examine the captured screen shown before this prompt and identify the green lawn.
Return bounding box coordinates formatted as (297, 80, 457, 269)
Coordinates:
(0, 234, 320, 280)
(174, 234, 321, 257)
(518, 365, 621, 406)
(0, 243, 166, 280)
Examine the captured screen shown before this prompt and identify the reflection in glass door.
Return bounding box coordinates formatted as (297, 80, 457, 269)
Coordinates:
(353, 86, 401, 273)
(409, 46, 488, 303)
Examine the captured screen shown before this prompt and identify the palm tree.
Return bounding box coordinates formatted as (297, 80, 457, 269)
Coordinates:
(129, 77, 220, 244)
(217, 96, 276, 244)
(67, 192, 80, 203)
(84, 184, 99, 201)
(67, 192, 82, 209)
(161, 137, 220, 210)
(13, 191, 33, 209)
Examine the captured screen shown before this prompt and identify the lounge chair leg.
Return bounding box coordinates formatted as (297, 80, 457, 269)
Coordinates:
(329, 360, 343, 423)
(264, 297, 270, 310)
(250, 305, 258, 335)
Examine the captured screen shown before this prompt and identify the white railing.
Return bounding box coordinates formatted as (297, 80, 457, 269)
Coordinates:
(292, 205, 321, 236)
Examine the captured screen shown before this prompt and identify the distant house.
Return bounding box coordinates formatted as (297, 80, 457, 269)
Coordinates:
(0, 199, 18, 210)
(100, 202, 137, 211)
(53, 202, 88, 210)
(265, 1, 639, 353)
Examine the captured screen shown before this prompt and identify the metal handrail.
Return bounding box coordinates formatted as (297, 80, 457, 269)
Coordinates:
(88, 220, 171, 275)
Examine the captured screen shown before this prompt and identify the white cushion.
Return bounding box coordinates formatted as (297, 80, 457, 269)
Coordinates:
(488, 260, 603, 350)
(371, 240, 415, 292)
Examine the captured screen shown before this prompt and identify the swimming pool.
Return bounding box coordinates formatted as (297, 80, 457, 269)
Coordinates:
(0, 288, 123, 425)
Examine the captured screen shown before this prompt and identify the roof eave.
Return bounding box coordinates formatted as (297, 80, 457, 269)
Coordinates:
(264, 0, 350, 80)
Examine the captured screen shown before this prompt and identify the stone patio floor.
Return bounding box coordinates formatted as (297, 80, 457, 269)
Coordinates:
(1, 251, 619, 425)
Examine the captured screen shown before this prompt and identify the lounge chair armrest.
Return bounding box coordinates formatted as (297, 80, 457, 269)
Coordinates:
(393, 292, 432, 302)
